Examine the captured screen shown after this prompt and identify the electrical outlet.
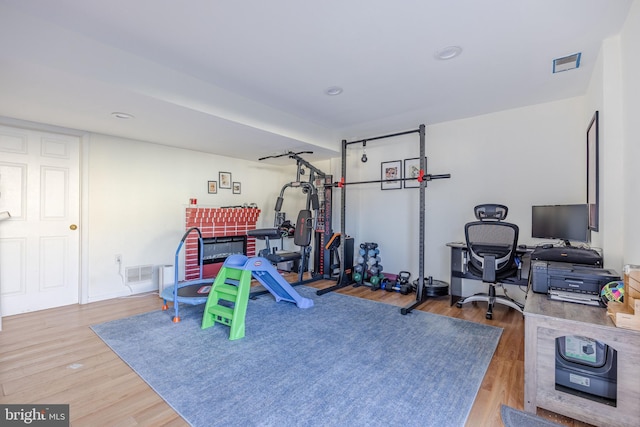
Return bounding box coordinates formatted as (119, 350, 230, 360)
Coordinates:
(115, 254, 122, 264)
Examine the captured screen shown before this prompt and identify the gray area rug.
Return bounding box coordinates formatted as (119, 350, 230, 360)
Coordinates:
(92, 286, 502, 427)
(501, 405, 564, 427)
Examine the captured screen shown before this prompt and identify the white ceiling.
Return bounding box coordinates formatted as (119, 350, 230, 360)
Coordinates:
(0, 0, 633, 164)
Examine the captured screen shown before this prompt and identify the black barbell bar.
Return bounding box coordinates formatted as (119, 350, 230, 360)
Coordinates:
(333, 173, 450, 187)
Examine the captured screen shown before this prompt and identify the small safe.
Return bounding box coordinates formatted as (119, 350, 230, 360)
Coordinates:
(555, 335, 617, 406)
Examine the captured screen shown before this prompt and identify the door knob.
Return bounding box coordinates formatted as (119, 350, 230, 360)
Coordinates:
(70, 224, 78, 230)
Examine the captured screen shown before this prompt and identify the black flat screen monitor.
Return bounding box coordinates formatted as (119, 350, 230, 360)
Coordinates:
(531, 204, 590, 245)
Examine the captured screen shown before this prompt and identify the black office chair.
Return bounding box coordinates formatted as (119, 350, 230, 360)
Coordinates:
(456, 204, 524, 319)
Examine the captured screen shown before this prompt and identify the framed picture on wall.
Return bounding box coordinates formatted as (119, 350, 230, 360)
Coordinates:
(403, 157, 427, 188)
(207, 180, 217, 194)
(381, 160, 402, 190)
(232, 182, 241, 194)
(586, 111, 599, 231)
(219, 172, 232, 189)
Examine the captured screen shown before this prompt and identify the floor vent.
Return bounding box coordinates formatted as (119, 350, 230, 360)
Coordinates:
(126, 265, 153, 285)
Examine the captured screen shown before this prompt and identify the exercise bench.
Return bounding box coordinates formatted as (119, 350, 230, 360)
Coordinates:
(248, 209, 313, 283)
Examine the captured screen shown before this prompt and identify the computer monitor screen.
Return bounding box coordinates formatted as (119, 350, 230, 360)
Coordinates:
(531, 204, 590, 245)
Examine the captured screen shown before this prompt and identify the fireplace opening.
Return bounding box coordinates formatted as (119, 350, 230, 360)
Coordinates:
(199, 235, 247, 265)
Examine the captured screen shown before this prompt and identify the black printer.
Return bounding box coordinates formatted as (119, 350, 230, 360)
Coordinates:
(531, 261, 620, 306)
(531, 245, 602, 267)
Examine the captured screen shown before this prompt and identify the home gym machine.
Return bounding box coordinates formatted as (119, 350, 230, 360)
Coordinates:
(253, 151, 347, 285)
(315, 124, 451, 315)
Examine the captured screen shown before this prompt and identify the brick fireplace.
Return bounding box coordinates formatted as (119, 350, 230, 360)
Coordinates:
(184, 207, 261, 279)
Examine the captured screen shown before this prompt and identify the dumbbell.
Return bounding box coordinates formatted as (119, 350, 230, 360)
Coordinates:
(370, 275, 381, 286)
(372, 265, 384, 275)
(399, 283, 413, 295)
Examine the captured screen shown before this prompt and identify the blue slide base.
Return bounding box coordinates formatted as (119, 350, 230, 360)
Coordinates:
(236, 256, 313, 309)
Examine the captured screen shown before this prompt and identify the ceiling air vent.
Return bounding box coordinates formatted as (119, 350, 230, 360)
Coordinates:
(553, 53, 581, 73)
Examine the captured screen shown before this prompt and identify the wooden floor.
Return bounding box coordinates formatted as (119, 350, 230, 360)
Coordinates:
(0, 278, 592, 427)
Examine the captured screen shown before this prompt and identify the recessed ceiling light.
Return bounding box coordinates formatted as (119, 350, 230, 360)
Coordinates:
(325, 86, 343, 96)
(435, 46, 463, 60)
(111, 112, 134, 119)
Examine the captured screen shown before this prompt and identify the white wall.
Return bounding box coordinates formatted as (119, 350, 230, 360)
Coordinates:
(333, 4, 640, 286)
(585, 35, 625, 273)
(621, 0, 640, 265)
(6, 0, 639, 305)
(582, 0, 640, 272)
(332, 96, 588, 283)
(3, 92, 623, 306)
(85, 133, 304, 301)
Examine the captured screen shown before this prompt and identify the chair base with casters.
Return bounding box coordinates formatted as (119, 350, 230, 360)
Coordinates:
(455, 283, 524, 319)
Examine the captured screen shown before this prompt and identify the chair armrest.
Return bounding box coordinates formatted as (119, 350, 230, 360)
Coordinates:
(483, 254, 496, 283)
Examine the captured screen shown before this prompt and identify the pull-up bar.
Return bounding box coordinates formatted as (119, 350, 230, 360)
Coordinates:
(259, 150, 327, 180)
(258, 150, 313, 161)
(344, 128, 420, 146)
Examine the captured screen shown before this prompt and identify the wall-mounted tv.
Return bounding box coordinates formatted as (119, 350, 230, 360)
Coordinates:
(531, 204, 590, 245)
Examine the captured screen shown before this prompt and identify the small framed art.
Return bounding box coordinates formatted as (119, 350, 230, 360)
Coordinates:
(219, 172, 232, 189)
(381, 160, 402, 190)
(207, 180, 217, 194)
(233, 182, 241, 194)
(404, 157, 427, 188)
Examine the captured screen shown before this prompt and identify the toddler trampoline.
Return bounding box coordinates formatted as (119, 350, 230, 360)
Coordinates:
(161, 226, 212, 322)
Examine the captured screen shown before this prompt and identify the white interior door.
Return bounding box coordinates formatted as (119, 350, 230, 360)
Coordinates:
(0, 124, 80, 317)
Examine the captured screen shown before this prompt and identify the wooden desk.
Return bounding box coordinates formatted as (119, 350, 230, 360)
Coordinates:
(524, 290, 640, 426)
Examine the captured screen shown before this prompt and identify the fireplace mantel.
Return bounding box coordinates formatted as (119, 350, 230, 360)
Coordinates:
(184, 207, 261, 279)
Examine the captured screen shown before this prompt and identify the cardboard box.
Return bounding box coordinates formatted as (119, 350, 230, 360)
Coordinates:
(626, 266, 640, 299)
(607, 265, 640, 331)
(628, 278, 640, 299)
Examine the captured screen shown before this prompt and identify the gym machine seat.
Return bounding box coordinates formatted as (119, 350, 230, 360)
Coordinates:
(247, 228, 302, 264)
(248, 209, 313, 264)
